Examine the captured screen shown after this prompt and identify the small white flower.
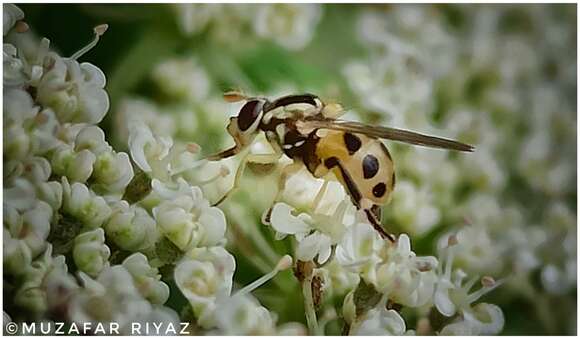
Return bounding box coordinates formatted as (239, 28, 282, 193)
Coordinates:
(3, 4, 24, 36)
(436, 224, 502, 276)
(3, 88, 38, 124)
(375, 234, 438, 308)
(4, 123, 31, 160)
(276, 322, 307, 335)
(443, 108, 501, 151)
(73, 125, 111, 155)
(342, 54, 433, 126)
(269, 171, 356, 264)
(253, 4, 322, 50)
(320, 259, 360, 298)
(73, 228, 111, 278)
(3, 43, 27, 87)
(36, 54, 109, 124)
(434, 236, 504, 334)
(6, 34, 51, 87)
(152, 57, 210, 101)
(153, 186, 226, 251)
(140, 177, 193, 209)
(24, 156, 52, 182)
(278, 166, 348, 213)
(540, 263, 575, 296)
(212, 294, 277, 335)
(458, 145, 505, 193)
(5, 156, 51, 185)
(350, 305, 407, 336)
(35, 180, 63, 211)
(104, 200, 159, 252)
(3, 201, 52, 275)
(91, 150, 134, 195)
(51, 145, 96, 183)
(336, 221, 383, 284)
(3, 229, 33, 276)
(389, 180, 441, 236)
(51, 125, 133, 194)
(29, 108, 61, 156)
(115, 98, 176, 146)
(61, 177, 112, 229)
(4, 177, 38, 211)
(122, 253, 170, 305)
(174, 246, 236, 327)
(128, 121, 173, 177)
(439, 302, 505, 335)
(270, 200, 349, 264)
(70, 266, 179, 334)
(174, 4, 221, 36)
(14, 245, 77, 314)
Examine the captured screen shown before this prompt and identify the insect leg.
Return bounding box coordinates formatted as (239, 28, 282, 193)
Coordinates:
(325, 157, 395, 242)
(212, 151, 282, 206)
(205, 145, 242, 161)
(370, 204, 382, 222)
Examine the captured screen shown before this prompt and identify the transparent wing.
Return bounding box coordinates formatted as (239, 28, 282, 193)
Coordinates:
(302, 118, 474, 152)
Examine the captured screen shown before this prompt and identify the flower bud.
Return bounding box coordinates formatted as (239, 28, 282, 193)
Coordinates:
(62, 177, 112, 229)
(51, 146, 96, 183)
(175, 247, 235, 327)
(35, 181, 63, 211)
(91, 151, 134, 195)
(3, 4, 24, 35)
(152, 187, 226, 251)
(104, 201, 159, 251)
(73, 228, 111, 278)
(122, 253, 169, 305)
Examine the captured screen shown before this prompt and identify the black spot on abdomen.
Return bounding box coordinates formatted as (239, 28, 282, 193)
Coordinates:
(373, 182, 387, 198)
(343, 133, 362, 155)
(362, 154, 379, 179)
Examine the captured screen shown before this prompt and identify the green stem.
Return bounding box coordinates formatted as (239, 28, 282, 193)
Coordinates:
(224, 204, 279, 266)
(303, 271, 319, 335)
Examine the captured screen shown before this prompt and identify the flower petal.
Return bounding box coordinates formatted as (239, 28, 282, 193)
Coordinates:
(270, 203, 310, 235)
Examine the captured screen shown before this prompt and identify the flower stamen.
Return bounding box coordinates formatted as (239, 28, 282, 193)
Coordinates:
(234, 255, 292, 296)
(191, 165, 230, 186)
(312, 179, 329, 212)
(71, 24, 108, 60)
(467, 276, 503, 304)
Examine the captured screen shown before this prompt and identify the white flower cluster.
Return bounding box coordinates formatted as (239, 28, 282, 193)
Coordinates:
(2, 4, 178, 331)
(340, 5, 575, 334)
(2, 5, 301, 335)
(260, 158, 503, 334)
(174, 4, 322, 50)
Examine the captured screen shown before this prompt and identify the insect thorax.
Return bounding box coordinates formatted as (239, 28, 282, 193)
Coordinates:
(261, 117, 315, 162)
(259, 94, 324, 165)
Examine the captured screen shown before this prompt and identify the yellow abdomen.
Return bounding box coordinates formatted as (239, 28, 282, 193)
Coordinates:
(312, 129, 395, 208)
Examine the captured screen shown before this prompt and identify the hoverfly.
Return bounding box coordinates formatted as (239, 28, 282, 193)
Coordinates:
(206, 91, 474, 242)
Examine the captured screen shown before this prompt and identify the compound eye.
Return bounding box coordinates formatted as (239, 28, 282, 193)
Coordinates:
(238, 100, 263, 131)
